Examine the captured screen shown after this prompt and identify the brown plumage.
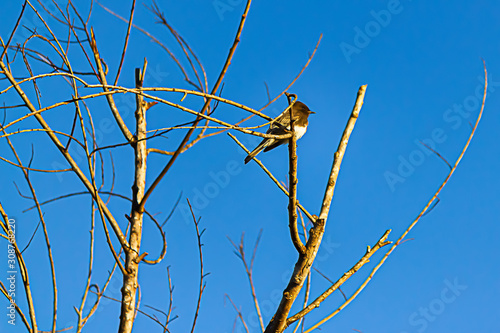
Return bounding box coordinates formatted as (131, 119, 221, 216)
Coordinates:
(244, 101, 314, 164)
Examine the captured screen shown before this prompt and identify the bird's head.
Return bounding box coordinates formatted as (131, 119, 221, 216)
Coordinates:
(294, 101, 315, 116)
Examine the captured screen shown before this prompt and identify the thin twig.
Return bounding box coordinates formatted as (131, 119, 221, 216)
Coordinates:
(76, 198, 96, 333)
(0, 0, 28, 60)
(165, 266, 175, 332)
(420, 141, 452, 169)
(162, 191, 183, 227)
(225, 294, 250, 333)
(228, 232, 265, 332)
(187, 199, 208, 333)
(311, 267, 347, 301)
(113, 0, 136, 85)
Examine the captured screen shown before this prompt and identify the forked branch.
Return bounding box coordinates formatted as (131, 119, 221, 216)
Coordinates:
(264, 85, 367, 333)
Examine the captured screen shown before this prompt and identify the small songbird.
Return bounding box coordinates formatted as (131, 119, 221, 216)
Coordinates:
(244, 101, 314, 164)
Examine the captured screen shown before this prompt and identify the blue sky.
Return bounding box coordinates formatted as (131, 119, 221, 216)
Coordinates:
(1, 1, 499, 332)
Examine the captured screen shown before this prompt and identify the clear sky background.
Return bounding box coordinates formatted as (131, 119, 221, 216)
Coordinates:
(1, 1, 499, 332)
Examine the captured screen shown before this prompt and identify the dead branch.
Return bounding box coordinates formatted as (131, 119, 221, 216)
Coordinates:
(264, 85, 367, 333)
(286, 94, 306, 254)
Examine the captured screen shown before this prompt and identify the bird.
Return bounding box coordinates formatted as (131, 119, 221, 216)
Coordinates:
(244, 101, 314, 164)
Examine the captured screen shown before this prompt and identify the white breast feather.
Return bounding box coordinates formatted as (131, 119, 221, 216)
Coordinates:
(283, 125, 307, 139)
(294, 126, 307, 140)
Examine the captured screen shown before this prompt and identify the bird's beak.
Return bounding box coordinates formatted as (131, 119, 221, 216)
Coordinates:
(309, 110, 316, 114)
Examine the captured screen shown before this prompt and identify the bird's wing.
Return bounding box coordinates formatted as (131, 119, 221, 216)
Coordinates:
(269, 108, 302, 132)
(266, 124, 287, 135)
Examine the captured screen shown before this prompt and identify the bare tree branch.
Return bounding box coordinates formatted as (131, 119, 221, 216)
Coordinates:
(286, 93, 306, 254)
(264, 85, 367, 333)
(118, 64, 149, 333)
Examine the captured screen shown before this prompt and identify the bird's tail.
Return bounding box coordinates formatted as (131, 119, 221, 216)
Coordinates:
(244, 138, 274, 164)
